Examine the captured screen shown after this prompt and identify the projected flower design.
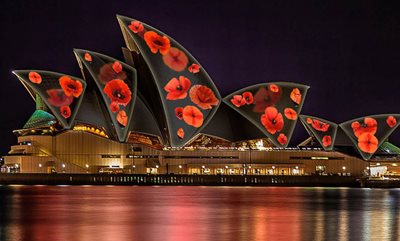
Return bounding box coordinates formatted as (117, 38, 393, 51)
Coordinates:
(284, 108, 297, 120)
(128, 21, 144, 33)
(98, 62, 127, 84)
(163, 47, 188, 72)
(103, 79, 132, 106)
(46, 89, 73, 107)
(253, 85, 282, 113)
(188, 64, 201, 73)
(311, 119, 330, 132)
(14, 70, 87, 128)
(322, 135, 332, 147)
(351, 117, 377, 138)
(144, 31, 171, 55)
(119, 16, 221, 146)
(224, 82, 308, 147)
(340, 114, 400, 160)
(189, 85, 219, 110)
(59, 76, 83, 98)
(175, 107, 183, 120)
(261, 107, 284, 135)
(60, 106, 71, 119)
(386, 115, 397, 128)
(277, 133, 287, 145)
(28, 71, 42, 84)
(164, 76, 191, 100)
(299, 115, 337, 150)
(182, 105, 203, 128)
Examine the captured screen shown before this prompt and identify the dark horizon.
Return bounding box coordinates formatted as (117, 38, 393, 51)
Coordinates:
(1, 0, 400, 154)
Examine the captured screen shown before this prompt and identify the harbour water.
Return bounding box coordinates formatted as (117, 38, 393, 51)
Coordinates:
(0, 186, 399, 241)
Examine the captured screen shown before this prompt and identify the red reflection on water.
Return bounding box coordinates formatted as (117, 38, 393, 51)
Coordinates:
(0, 186, 398, 241)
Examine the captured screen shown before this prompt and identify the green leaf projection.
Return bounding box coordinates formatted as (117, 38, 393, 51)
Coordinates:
(339, 114, 400, 160)
(74, 49, 137, 142)
(13, 70, 86, 129)
(117, 15, 221, 147)
(299, 115, 338, 151)
(223, 82, 309, 147)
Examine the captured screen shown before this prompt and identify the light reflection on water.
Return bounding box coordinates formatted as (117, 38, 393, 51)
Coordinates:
(0, 186, 399, 241)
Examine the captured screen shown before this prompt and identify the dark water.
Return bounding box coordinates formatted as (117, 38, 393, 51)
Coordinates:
(0, 186, 399, 241)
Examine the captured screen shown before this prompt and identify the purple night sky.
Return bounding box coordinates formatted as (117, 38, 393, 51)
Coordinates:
(1, 0, 400, 153)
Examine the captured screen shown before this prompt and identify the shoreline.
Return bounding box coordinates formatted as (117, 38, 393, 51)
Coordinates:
(0, 173, 364, 187)
(1, 174, 397, 188)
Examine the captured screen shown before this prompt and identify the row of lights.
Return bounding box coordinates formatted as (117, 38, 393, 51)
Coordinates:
(34, 163, 91, 169)
(27, 164, 354, 171)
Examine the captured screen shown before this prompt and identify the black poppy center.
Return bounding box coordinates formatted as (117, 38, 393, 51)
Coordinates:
(113, 90, 125, 100)
(68, 84, 76, 90)
(176, 85, 182, 91)
(153, 39, 163, 46)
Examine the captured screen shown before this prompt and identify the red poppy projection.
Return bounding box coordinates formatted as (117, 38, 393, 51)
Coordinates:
(13, 70, 86, 129)
(117, 15, 221, 147)
(261, 107, 284, 135)
(299, 115, 338, 151)
(164, 76, 191, 100)
(340, 114, 400, 160)
(163, 47, 188, 72)
(74, 49, 137, 142)
(224, 82, 309, 147)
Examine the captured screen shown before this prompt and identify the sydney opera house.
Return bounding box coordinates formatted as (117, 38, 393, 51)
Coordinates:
(3, 15, 400, 176)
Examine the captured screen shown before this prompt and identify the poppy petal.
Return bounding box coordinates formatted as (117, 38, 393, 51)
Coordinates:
(112, 61, 123, 74)
(189, 85, 219, 109)
(386, 115, 397, 128)
(144, 31, 171, 55)
(277, 133, 287, 145)
(284, 108, 297, 120)
(290, 88, 302, 105)
(242, 92, 253, 105)
(110, 102, 120, 113)
(164, 76, 191, 100)
(182, 105, 204, 128)
(103, 79, 132, 106)
(28, 71, 42, 84)
(322, 135, 332, 147)
(60, 106, 71, 119)
(162, 47, 188, 72)
(84, 53, 92, 62)
(128, 21, 144, 33)
(116, 110, 128, 127)
(177, 128, 184, 139)
(175, 107, 183, 120)
(188, 64, 201, 73)
(358, 133, 378, 154)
